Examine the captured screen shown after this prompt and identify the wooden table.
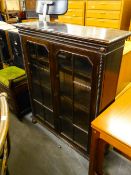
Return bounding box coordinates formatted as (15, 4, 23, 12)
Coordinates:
(89, 84, 131, 175)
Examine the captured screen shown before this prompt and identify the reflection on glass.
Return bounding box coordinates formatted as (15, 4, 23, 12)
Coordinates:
(74, 127, 88, 150)
(37, 44, 49, 63)
(42, 88, 52, 109)
(33, 101, 44, 121)
(74, 55, 92, 81)
(58, 51, 73, 122)
(60, 71, 72, 98)
(74, 108, 89, 131)
(74, 77, 91, 109)
(29, 42, 36, 59)
(39, 66, 51, 89)
(58, 51, 72, 73)
(28, 42, 49, 65)
(61, 119, 73, 139)
(32, 83, 43, 103)
(60, 96, 72, 121)
(44, 109, 54, 127)
(73, 54, 92, 135)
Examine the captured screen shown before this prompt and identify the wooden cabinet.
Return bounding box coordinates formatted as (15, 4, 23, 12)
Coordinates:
(58, 0, 131, 30)
(85, 0, 131, 30)
(15, 22, 130, 155)
(58, 1, 85, 25)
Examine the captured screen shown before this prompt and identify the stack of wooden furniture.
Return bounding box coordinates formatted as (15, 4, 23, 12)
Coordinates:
(0, 0, 20, 23)
(58, 0, 131, 30)
(0, 22, 15, 66)
(0, 22, 31, 119)
(58, 1, 85, 25)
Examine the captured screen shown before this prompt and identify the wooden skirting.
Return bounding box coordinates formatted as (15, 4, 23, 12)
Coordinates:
(116, 41, 131, 95)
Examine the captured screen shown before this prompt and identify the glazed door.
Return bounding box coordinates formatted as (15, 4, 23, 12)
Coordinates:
(27, 41, 55, 128)
(54, 45, 101, 152)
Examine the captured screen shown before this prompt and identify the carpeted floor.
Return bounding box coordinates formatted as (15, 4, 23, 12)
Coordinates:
(8, 113, 131, 175)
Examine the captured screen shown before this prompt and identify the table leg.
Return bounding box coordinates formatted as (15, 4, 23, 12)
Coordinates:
(96, 139, 107, 175)
(88, 129, 100, 175)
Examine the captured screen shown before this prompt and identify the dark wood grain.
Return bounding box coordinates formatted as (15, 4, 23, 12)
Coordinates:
(16, 21, 130, 155)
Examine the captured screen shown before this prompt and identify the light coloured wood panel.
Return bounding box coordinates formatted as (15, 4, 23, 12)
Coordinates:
(6, 0, 20, 11)
(85, 18, 120, 28)
(68, 1, 85, 9)
(86, 10, 120, 20)
(86, 1, 122, 10)
(25, 0, 36, 10)
(59, 16, 84, 25)
(116, 41, 131, 95)
(65, 9, 84, 17)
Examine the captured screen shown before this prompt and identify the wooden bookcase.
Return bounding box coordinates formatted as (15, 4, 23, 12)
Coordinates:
(15, 22, 130, 155)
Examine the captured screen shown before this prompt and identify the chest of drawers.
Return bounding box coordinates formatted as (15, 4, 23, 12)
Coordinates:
(85, 0, 131, 30)
(58, 1, 85, 25)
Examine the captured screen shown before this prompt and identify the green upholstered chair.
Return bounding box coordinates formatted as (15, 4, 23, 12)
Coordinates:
(0, 66, 30, 119)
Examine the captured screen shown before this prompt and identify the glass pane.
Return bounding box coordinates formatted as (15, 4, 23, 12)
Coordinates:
(33, 101, 44, 121)
(37, 45, 49, 63)
(28, 42, 52, 110)
(44, 109, 54, 127)
(31, 64, 39, 84)
(73, 55, 92, 132)
(74, 127, 88, 150)
(32, 83, 43, 103)
(28, 42, 36, 60)
(58, 51, 72, 73)
(61, 119, 73, 139)
(42, 88, 52, 109)
(60, 96, 72, 121)
(74, 55, 92, 82)
(59, 71, 72, 98)
(74, 108, 89, 131)
(30, 64, 43, 103)
(74, 77, 91, 109)
(39, 66, 51, 89)
(39, 66, 52, 109)
(58, 50, 73, 121)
